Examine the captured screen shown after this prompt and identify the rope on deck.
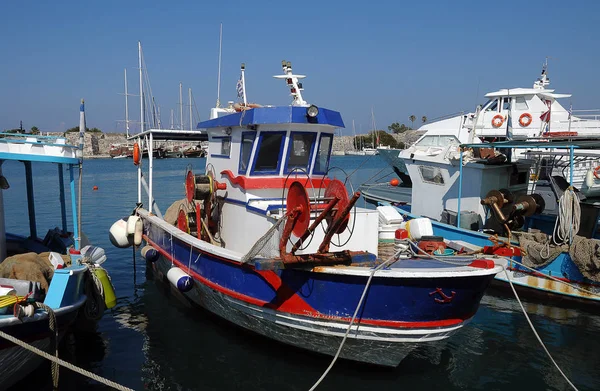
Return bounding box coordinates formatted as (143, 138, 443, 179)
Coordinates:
(0, 328, 134, 391)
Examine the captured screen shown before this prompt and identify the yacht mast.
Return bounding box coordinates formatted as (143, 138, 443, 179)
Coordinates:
(179, 82, 183, 130)
(189, 88, 193, 131)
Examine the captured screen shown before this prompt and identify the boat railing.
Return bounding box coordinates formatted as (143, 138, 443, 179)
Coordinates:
(570, 109, 600, 121)
(0, 133, 79, 149)
(426, 111, 466, 123)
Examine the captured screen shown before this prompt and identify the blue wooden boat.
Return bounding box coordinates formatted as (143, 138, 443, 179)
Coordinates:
(0, 102, 116, 388)
(110, 61, 502, 367)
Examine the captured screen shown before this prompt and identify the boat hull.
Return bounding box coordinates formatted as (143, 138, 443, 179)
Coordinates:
(142, 211, 498, 366)
(0, 296, 86, 389)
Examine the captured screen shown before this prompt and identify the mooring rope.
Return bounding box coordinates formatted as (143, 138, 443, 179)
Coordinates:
(35, 302, 59, 388)
(403, 245, 579, 391)
(0, 328, 134, 391)
(308, 250, 401, 391)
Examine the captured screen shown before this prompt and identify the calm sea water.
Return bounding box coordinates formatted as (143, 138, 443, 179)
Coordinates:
(4, 156, 600, 391)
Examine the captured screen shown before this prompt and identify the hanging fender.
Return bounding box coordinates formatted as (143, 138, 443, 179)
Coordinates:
(133, 143, 141, 166)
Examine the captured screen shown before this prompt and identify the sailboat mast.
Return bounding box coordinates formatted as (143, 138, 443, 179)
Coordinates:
(189, 88, 193, 131)
(179, 82, 183, 130)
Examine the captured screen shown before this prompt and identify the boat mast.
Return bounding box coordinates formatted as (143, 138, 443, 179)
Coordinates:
(216, 23, 223, 108)
(189, 88, 193, 131)
(124, 68, 129, 138)
(179, 82, 183, 130)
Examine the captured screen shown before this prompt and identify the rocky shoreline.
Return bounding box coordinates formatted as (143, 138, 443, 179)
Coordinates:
(52, 130, 425, 158)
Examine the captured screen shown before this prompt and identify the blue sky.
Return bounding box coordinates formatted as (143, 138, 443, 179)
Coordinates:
(1, 0, 599, 135)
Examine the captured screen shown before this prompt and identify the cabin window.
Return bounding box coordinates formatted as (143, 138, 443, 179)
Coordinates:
(313, 133, 333, 174)
(485, 99, 499, 112)
(285, 132, 316, 173)
(514, 97, 529, 110)
(251, 132, 286, 175)
(211, 136, 231, 158)
(416, 135, 438, 147)
(418, 165, 444, 185)
(239, 132, 256, 174)
(502, 97, 512, 111)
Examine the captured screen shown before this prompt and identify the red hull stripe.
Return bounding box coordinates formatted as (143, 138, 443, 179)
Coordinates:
(220, 170, 331, 190)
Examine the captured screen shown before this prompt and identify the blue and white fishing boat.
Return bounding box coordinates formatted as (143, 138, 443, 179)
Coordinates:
(378, 135, 600, 305)
(0, 101, 116, 388)
(110, 60, 502, 367)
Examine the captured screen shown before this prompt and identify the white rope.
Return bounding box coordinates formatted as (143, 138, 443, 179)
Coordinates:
(500, 266, 578, 390)
(402, 246, 579, 390)
(308, 251, 401, 391)
(0, 329, 134, 391)
(552, 188, 581, 246)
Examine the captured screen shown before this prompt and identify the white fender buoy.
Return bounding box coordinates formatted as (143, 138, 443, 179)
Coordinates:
(109, 218, 133, 248)
(127, 216, 143, 246)
(167, 267, 193, 293)
(141, 245, 159, 263)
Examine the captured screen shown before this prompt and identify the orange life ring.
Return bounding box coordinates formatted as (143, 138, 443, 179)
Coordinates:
(133, 143, 141, 166)
(594, 166, 600, 180)
(519, 113, 532, 127)
(491, 114, 504, 128)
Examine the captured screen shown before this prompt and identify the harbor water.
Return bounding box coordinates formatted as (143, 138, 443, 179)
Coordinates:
(5, 156, 600, 391)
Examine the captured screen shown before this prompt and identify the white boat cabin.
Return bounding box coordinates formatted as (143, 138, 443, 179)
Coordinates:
(198, 105, 379, 257)
(416, 64, 600, 143)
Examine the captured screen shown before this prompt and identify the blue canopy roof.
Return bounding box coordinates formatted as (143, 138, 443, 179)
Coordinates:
(197, 106, 345, 129)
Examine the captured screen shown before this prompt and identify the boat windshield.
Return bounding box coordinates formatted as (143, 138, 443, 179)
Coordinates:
(313, 134, 333, 174)
(252, 132, 285, 174)
(286, 132, 316, 173)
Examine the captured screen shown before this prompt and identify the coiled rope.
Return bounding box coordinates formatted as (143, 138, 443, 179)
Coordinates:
(308, 250, 401, 391)
(0, 327, 134, 391)
(552, 188, 581, 246)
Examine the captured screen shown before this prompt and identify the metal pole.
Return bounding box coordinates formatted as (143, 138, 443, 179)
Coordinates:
(125, 68, 129, 138)
(139, 42, 144, 134)
(69, 165, 79, 249)
(216, 23, 223, 108)
(137, 137, 142, 204)
(149, 133, 153, 211)
(569, 146, 574, 186)
(58, 164, 67, 233)
(0, 163, 6, 262)
(24, 161, 37, 239)
(457, 150, 463, 229)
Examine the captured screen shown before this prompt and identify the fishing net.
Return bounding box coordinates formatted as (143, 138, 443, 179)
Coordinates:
(513, 231, 600, 282)
(240, 216, 288, 264)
